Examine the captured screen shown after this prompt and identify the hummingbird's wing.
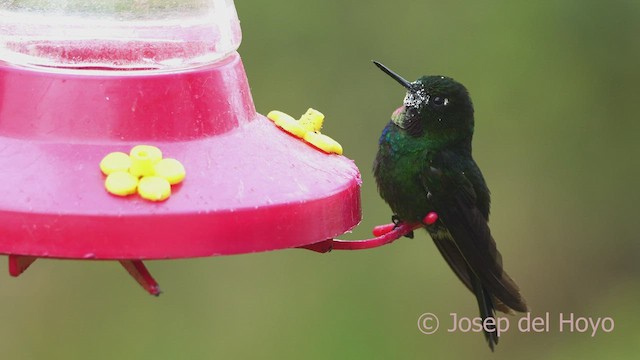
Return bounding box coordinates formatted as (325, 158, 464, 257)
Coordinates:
(421, 150, 528, 313)
(430, 231, 513, 314)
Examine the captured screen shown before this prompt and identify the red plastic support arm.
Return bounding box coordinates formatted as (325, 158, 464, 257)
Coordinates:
(299, 212, 438, 253)
(119, 260, 162, 296)
(8, 255, 38, 277)
(299, 221, 422, 253)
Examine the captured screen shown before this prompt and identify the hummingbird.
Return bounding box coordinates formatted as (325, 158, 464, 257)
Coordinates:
(372, 61, 528, 350)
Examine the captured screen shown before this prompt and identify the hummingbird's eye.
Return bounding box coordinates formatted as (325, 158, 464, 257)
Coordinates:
(432, 96, 448, 107)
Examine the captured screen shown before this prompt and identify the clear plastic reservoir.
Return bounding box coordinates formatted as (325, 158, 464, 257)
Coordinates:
(0, 0, 242, 71)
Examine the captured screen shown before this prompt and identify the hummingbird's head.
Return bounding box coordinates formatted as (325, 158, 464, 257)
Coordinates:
(373, 61, 475, 145)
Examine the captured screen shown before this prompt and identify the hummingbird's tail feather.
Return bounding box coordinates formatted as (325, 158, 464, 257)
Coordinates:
(491, 265, 528, 313)
(420, 151, 528, 313)
(470, 273, 498, 351)
(429, 187, 529, 312)
(430, 231, 513, 314)
(430, 227, 523, 351)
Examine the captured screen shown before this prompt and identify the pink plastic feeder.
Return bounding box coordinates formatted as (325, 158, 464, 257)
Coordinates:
(0, 0, 367, 294)
(0, 1, 422, 295)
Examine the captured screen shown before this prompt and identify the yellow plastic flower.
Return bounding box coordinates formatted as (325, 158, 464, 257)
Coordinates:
(267, 108, 343, 155)
(100, 145, 185, 200)
(267, 110, 307, 138)
(104, 171, 138, 196)
(129, 145, 163, 178)
(138, 176, 171, 202)
(154, 158, 186, 185)
(100, 152, 132, 175)
(298, 108, 324, 133)
(304, 132, 343, 155)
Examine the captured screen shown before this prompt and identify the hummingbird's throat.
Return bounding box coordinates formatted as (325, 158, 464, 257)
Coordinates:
(403, 88, 428, 109)
(391, 106, 406, 128)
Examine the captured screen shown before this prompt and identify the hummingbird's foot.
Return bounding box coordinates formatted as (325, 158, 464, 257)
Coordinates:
(392, 215, 414, 239)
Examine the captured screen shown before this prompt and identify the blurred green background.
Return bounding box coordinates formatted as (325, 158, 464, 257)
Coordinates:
(2, 0, 639, 359)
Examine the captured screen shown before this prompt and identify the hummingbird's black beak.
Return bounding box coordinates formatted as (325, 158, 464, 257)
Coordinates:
(372, 61, 413, 90)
